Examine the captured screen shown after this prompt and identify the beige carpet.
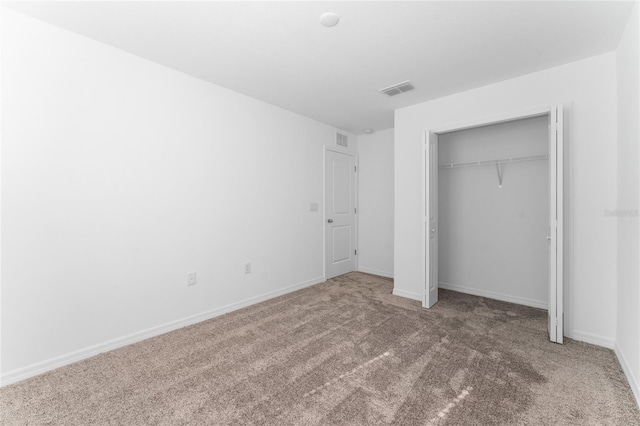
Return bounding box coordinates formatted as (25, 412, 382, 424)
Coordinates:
(1, 272, 639, 425)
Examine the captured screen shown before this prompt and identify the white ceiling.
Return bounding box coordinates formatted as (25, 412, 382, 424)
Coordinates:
(5, 1, 636, 134)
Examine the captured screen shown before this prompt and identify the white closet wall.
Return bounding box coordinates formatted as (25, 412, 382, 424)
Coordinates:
(438, 116, 549, 308)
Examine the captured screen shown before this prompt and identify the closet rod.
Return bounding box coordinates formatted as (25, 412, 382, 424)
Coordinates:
(439, 154, 548, 169)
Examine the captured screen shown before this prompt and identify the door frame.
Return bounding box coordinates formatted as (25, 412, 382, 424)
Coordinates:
(424, 132, 439, 308)
(323, 145, 359, 280)
(422, 104, 569, 343)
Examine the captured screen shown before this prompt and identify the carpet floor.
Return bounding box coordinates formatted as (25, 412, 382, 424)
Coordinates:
(1, 272, 639, 425)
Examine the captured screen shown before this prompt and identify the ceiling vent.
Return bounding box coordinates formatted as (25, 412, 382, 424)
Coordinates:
(336, 132, 348, 147)
(379, 80, 414, 97)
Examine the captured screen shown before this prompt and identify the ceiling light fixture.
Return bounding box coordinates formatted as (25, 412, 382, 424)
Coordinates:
(319, 12, 340, 28)
(363, 128, 374, 134)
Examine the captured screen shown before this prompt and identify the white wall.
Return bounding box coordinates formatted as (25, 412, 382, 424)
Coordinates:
(357, 129, 394, 278)
(615, 3, 640, 406)
(0, 10, 356, 384)
(395, 52, 618, 347)
(438, 116, 549, 309)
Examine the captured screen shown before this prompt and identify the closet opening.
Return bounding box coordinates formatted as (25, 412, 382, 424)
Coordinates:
(423, 105, 564, 344)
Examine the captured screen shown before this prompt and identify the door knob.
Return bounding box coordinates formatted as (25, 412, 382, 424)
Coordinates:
(547, 236, 552, 241)
(328, 219, 334, 223)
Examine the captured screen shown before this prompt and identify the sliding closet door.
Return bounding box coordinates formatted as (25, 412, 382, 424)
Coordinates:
(548, 105, 564, 343)
(424, 132, 438, 308)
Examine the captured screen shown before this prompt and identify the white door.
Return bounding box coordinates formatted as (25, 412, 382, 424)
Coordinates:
(424, 132, 438, 308)
(325, 150, 357, 279)
(548, 105, 564, 343)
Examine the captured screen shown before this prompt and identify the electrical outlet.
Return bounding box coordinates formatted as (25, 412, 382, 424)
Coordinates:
(244, 262, 251, 274)
(187, 272, 197, 286)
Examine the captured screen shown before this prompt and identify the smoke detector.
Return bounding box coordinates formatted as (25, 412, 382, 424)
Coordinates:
(379, 80, 415, 97)
(320, 12, 340, 27)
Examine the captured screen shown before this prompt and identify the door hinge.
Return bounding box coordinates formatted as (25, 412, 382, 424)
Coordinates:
(354, 207, 357, 214)
(355, 249, 357, 255)
(354, 166, 357, 172)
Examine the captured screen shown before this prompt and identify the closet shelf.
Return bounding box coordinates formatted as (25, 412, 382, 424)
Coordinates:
(439, 154, 548, 169)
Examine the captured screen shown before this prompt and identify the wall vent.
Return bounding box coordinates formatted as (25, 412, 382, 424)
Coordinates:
(379, 80, 414, 97)
(336, 132, 349, 147)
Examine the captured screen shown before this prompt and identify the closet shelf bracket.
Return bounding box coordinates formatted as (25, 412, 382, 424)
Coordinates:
(495, 162, 504, 189)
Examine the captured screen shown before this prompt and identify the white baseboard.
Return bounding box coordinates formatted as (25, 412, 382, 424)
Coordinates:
(357, 266, 394, 279)
(0, 275, 326, 387)
(392, 288, 422, 301)
(438, 282, 548, 310)
(614, 343, 640, 409)
(566, 330, 615, 349)
(439, 284, 617, 350)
